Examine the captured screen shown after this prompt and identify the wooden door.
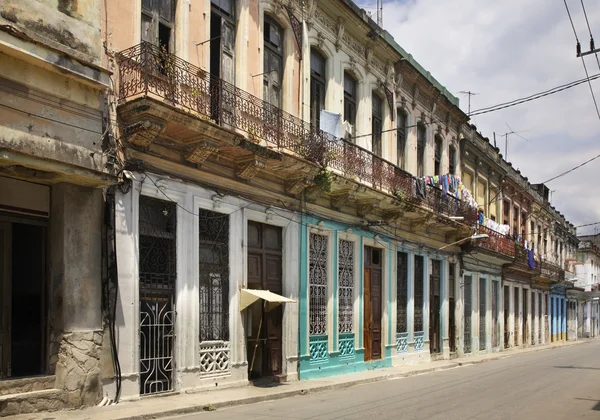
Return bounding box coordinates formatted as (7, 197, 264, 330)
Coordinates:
(364, 246, 382, 361)
(247, 222, 282, 378)
(0, 223, 11, 378)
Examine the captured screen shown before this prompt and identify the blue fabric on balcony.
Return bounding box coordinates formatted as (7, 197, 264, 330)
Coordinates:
(528, 249, 535, 269)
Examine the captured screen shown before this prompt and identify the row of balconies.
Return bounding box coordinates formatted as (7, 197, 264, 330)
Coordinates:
(114, 42, 569, 283)
(116, 41, 476, 222)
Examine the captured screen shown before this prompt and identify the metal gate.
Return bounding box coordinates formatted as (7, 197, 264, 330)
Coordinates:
(139, 196, 177, 396)
(479, 278, 486, 351)
(464, 275, 472, 353)
(492, 281, 498, 348)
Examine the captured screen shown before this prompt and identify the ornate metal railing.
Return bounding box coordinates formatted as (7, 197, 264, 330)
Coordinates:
(540, 261, 565, 282)
(475, 225, 515, 258)
(116, 42, 473, 219)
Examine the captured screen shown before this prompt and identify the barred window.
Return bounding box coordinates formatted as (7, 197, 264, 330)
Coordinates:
(396, 252, 408, 333)
(199, 209, 230, 341)
(309, 233, 328, 335)
(414, 255, 424, 332)
(338, 240, 354, 333)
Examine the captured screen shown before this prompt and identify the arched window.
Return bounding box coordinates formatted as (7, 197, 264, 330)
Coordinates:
(397, 109, 407, 169)
(434, 135, 443, 175)
(372, 93, 383, 157)
(344, 72, 357, 139)
(310, 48, 326, 129)
(449, 145, 457, 174)
(417, 123, 426, 177)
(264, 16, 283, 107)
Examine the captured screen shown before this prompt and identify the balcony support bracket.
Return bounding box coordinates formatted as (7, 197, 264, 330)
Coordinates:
(356, 198, 380, 218)
(330, 190, 356, 210)
(185, 141, 220, 165)
(236, 156, 266, 181)
(123, 119, 166, 148)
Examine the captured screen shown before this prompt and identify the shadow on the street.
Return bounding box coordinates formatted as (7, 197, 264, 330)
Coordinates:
(554, 365, 600, 370)
(575, 398, 600, 411)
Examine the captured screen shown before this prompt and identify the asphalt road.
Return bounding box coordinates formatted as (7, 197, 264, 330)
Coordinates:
(170, 341, 600, 420)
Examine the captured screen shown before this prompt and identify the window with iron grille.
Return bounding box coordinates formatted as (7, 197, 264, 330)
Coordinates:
(397, 252, 408, 333)
(372, 93, 383, 157)
(414, 255, 424, 331)
(449, 263, 456, 299)
(199, 209, 230, 341)
(417, 123, 426, 177)
(309, 233, 328, 335)
(397, 110, 407, 169)
(338, 239, 354, 333)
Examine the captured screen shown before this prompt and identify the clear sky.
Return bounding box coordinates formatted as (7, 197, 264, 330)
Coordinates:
(358, 0, 600, 235)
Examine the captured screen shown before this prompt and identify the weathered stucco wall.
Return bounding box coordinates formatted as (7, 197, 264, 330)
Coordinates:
(0, 0, 102, 65)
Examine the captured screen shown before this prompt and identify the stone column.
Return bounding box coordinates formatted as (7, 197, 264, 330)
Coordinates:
(50, 183, 103, 407)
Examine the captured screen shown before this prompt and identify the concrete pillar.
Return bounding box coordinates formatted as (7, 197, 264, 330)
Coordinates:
(50, 183, 103, 407)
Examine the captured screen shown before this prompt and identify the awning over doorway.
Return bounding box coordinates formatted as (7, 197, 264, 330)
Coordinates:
(239, 289, 296, 312)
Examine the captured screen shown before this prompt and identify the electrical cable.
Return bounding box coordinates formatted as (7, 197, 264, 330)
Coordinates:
(467, 73, 600, 116)
(541, 151, 600, 183)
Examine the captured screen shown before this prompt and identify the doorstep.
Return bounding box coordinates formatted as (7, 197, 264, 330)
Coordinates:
(5, 340, 592, 420)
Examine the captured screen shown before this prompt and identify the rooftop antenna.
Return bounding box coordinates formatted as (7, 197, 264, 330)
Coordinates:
(458, 91, 479, 116)
(377, 0, 383, 27)
(498, 122, 529, 160)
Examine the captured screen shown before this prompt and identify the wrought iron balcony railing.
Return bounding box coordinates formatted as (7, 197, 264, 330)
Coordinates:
(474, 225, 516, 258)
(116, 42, 475, 220)
(540, 261, 565, 282)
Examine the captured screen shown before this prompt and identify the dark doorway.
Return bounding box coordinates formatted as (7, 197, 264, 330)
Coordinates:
(364, 246, 382, 361)
(523, 289, 528, 345)
(514, 288, 519, 346)
(479, 278, 486, 351)
(504, 285, 510, 348)
(429, 260, 441, 354)
(247, 222, 283, 380)
(448, 263, 456, 353)
(0, 221, 46, 379)
(492, 281, 498, 348)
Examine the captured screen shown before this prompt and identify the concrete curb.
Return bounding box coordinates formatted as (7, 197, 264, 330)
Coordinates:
(119, 363, 462, 420)
(109, 340, 595, 420)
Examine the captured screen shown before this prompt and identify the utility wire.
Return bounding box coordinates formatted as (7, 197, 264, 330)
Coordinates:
(468, 73, 600, 116)
(542, 151, 600, 183)
(563, 0, 600, 120)
(580, 0, 600, 72)
(575, 221, 600, 228)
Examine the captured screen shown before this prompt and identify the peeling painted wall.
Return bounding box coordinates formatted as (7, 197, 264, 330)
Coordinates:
(0, 0, 102, 65)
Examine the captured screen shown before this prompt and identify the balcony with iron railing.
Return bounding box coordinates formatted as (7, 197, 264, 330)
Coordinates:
(115, 42, 476, 221)
(472, 225, 516, 259)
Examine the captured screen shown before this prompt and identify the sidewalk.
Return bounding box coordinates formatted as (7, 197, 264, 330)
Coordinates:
(8, 340, 589, 420)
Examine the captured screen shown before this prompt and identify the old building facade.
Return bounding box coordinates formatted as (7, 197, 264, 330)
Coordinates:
(0, 0, 594, 416)
(0, 0, 115, 415)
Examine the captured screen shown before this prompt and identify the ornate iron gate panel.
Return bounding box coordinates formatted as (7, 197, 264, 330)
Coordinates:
(464, 275, 472, 353)
(492, 281, 498, 348)
(479, 278, 486, 351)
(396, 252, 408, 335)
(309, 233, 328, 336)
(139, 196, 177, 396)
(414, 256, 424, 333)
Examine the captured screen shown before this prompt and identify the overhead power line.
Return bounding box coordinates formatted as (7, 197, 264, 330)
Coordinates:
(576, 221, 600, 228)
(542, 151, 600, 183)
(468, 72, 600, 116)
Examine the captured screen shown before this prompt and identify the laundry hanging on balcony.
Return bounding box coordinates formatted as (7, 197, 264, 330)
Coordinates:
(319, 110, 345, 139)
(417, 174, 478, 209)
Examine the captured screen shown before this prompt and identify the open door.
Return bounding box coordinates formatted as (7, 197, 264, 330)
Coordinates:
(363, 246, 382, 361)
(429, 260, 441, 354)
(0, 223, 11, 378)
(246, 222, 283, 381)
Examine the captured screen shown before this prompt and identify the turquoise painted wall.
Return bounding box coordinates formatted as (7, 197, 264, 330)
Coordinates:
(298, 216, 393, 380)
